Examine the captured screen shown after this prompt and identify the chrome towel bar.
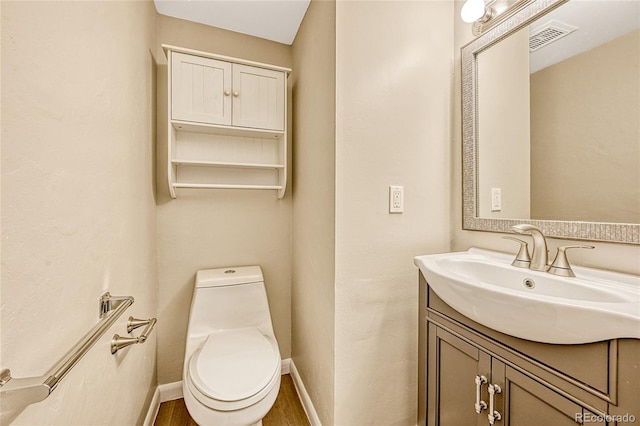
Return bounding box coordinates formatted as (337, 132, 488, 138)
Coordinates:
(0, 292, 134, 413)
(111, 317, 157, 354)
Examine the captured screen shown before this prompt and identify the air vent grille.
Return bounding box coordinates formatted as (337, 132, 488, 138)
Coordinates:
(529, 21, 578, 51)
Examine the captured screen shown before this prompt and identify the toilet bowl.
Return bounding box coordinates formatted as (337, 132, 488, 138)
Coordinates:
(182, 266, 281, 426)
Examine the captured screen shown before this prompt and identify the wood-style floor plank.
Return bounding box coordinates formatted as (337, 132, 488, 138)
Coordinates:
(263, 375, 309, 426)
(154, 398, 198, 426)
(154, 374, 309, 426)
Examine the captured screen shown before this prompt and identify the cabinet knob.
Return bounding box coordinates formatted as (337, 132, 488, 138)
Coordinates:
(224, 90, 231, 96)
(233, 91, 239, 97)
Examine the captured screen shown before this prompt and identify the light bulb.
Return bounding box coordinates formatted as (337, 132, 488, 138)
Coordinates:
(461, 0, 486, 23)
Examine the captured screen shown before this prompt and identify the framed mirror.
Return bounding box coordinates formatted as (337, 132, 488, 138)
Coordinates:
(462, 0, 640, 243)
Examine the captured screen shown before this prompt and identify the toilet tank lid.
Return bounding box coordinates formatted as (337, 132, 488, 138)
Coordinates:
(195, 266, 263, 288)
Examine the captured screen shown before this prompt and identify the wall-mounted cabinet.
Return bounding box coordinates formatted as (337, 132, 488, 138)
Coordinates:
(164, 45, 290, 199)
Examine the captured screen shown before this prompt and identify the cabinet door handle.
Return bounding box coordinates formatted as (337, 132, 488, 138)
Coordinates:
(224, 90, 231, 96)
(488, 383, 502, 425)
(233, 91, 239, 97)
(474, 375, 488, 413)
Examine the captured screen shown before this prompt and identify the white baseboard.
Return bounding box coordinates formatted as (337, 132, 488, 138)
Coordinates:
(281, 357, 291, 375)
(142, 387, 160, 426)
(142, 381, 183, 426)
(288, 360, 322, 426)
(144, 358, 320, 426)
(158, 381, 184, 402)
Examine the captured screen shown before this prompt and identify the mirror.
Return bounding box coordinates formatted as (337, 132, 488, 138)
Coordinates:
(462, 0, 640, 243)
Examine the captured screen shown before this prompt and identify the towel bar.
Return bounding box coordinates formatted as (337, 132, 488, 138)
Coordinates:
(0, 292, 134, 413)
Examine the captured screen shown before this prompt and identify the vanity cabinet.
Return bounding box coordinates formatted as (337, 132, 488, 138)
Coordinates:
(428, 325, 604, 426)
(165, 46, 290, 199)
(418, 273, 639, 426)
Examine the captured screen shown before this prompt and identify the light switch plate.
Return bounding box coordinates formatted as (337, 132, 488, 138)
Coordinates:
(491, 188, 502, 212)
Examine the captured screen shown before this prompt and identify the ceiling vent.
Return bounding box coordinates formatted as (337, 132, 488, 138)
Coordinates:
(529, 21, 578, 52)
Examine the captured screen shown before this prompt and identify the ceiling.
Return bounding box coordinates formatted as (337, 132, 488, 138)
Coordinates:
(153, 0, 638, 62)
(153, 0, 311, 45)
(529, 0, 640, 72)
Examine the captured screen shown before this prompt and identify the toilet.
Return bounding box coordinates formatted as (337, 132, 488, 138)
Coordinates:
(182, 266, 281, 426)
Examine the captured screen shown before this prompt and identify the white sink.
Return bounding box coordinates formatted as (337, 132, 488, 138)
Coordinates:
(414, 248, 640, 344)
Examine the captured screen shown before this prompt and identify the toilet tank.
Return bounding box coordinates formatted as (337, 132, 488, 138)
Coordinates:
(186, 266, 275, 338)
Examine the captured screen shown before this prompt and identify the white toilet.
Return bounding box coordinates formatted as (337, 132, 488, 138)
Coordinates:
(182, 266, 281, 426)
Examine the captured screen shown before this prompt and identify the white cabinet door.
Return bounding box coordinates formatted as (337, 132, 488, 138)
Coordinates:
(171, 52, 232, 125)
(232, 64, 285, 131)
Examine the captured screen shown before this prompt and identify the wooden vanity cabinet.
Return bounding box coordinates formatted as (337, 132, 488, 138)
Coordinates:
(418, 273, 640, 426)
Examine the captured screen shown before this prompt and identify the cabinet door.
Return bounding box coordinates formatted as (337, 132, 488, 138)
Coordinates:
(171, 52, 232, 125)
(428, 325, 491, 426)
(494, 363, 605, 426)
(232, 64, 285, 131)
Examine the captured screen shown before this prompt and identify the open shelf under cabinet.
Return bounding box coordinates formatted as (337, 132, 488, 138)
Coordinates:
(171, 159, 285, 170)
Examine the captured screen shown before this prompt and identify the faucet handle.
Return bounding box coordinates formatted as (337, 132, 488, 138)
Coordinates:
(502, 236, 531, 268)
(548, 245, 595, 277)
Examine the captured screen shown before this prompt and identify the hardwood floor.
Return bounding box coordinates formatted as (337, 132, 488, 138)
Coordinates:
(154, 374, 309, 426)
(154, 399, 198, 426)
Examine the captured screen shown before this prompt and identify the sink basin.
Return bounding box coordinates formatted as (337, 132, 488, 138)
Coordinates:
(414, 248, 640, 344)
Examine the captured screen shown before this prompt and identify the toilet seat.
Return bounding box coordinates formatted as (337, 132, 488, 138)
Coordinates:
(188, 328, 280, 411)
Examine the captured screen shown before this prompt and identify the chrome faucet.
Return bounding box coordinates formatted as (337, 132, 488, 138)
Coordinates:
(510, 224, 548, 271)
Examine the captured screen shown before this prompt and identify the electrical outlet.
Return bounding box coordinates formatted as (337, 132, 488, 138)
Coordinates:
(389, 185, 404, 213)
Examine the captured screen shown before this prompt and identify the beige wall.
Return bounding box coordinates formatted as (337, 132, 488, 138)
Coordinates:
(477, 28, 530, 218)
(530, 30, 640, 223)
(334, 1, 453, 424)
(155, 15, 293, 384)
(290, 1, 336, 424)
(452, 1, 640, 276)
(1, 1, 158, 424)
(292, 2, 453, 424)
